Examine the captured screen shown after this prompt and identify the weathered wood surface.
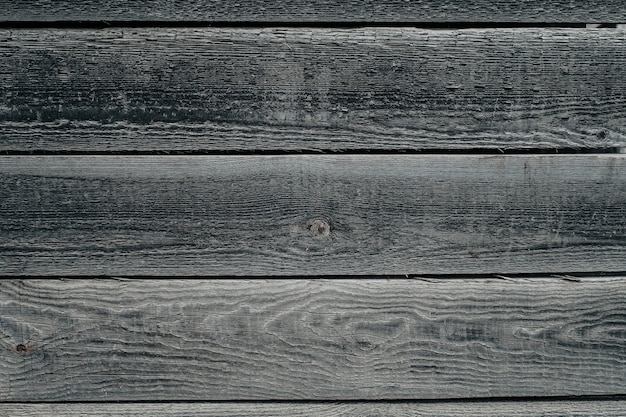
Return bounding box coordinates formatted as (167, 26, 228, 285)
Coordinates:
(2, 278, 626, 400)
(3, 401, 626, 417)
(1, 0, 625, 23)
(1, 28, 624, 152)
(2, 155, 625, 276)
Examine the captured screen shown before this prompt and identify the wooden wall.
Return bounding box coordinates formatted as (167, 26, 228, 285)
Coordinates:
(1, 1, 625, 415)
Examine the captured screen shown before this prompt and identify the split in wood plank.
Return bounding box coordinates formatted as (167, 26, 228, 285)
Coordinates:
(1, 28, 625, 152)
(1, 0, 626, 23)
(1, 278, 626, 400)
(1, 155, 625, 275)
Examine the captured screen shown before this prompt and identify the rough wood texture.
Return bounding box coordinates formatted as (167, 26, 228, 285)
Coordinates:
(1, 28, 625, 152)
(1, 0, 625, 22)
(2, 278, 626, 400)
(3, 401, 626, 416)
(2, 155, 625, 275)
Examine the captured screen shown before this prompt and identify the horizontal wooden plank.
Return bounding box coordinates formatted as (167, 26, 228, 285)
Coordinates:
(2, 278, 626, 400)
(1, 1, 626, 22)
(1, 28, 625, 152)
(2, 155, 626, 275)
(3, 401, 626, 417)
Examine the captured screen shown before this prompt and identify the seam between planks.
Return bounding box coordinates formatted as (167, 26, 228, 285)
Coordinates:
(1, 394, 626, 404)
(0, 21, 609, 29)
(3, 272, 626, 280)
(1, 148, 622, 156)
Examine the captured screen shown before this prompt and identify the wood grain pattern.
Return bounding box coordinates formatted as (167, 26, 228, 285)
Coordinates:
(3, 401, 626, 417)
(1, 278, 626, 400)
(1, 0, 625, 22)
(1, 28, 625, 152)
(2, 155, 626, 276)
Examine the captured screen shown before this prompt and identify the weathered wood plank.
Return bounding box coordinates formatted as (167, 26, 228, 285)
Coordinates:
(1, 278, 626, 400)
(3, 401, 626, 417)
(1, 155, 625, 275)
(1, 28, 624, 152)
(1, 0, 625, 23)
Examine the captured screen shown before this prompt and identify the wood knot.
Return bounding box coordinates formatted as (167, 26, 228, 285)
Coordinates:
(308, 219, 330, 238)
(15, 344, 30, 354)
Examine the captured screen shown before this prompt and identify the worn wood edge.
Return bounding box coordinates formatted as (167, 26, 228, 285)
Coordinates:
(1, 0, 626, 22)
(2, 277, 626, 400)
(2, 400, 626, 416)
(1, 28, 625, 151)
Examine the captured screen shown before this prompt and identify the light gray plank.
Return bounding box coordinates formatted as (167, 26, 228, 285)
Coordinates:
(1, 278, 626, 400)
(1, 155, 625, 275)
(0, 28, 625, 152)
(3, 401, 626, 416)
(1, 0, 625, 22)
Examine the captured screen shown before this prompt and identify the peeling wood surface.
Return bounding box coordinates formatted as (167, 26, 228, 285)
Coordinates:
(3, 401, 626, 416)
(1, 0, 626, 22)
(1, 28, 625, 152)
(1, 278, 626, 400)
(1, 155, 626, 275)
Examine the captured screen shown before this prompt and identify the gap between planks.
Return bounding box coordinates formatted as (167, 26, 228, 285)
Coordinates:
(1, 147, 622, 156)
(0, 21, 604, 28)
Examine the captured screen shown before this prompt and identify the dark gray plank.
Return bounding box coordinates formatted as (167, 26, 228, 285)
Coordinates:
(1, 155, 626, 275)
(1, 278, 626, 400)
(0, 28, 625, 152)
(1, 0, 625, 22)
(3, 401, 626, 416)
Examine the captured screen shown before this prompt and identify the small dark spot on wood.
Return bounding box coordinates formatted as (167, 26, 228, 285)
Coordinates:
(15, 343, 29, 354)
(597, 131, 607, 140)
(355, 339, 376, 351)
(309, 219, 330, 238)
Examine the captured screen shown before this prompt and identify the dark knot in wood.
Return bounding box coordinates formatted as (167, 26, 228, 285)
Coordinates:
(15, 344, 28, 354)
(309, 219, 330, 238)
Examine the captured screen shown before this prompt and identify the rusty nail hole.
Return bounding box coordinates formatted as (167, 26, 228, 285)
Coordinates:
(15, 344, 28, 354)
(309, 219, 330, 238)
